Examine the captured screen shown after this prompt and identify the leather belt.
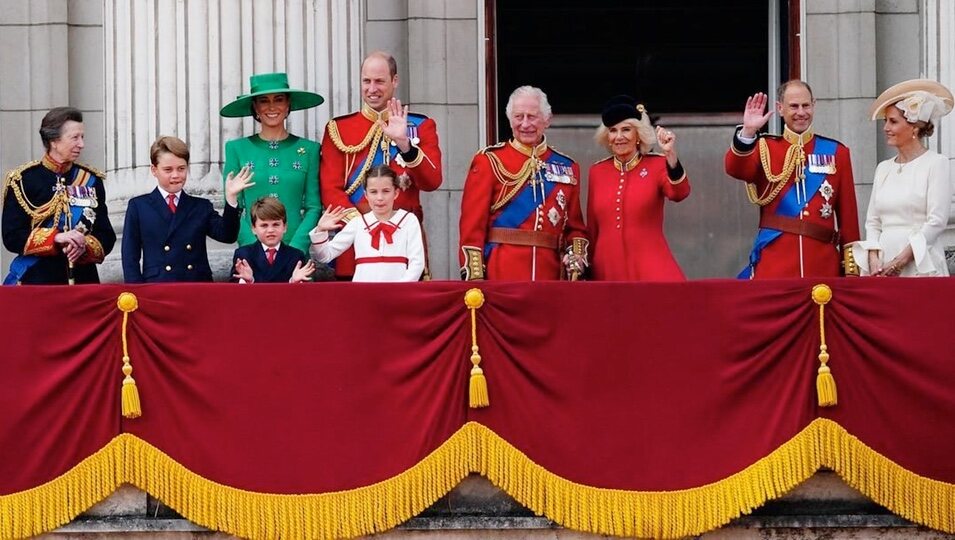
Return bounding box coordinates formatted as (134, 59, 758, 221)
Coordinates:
(760, 215, 840, 245)
(488, 227, 559, 250)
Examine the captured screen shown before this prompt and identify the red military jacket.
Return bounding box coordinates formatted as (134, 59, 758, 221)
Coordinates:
(320, 103, 442, 277)
(724, 125, 861, 278)
(459, 139, 588, 281)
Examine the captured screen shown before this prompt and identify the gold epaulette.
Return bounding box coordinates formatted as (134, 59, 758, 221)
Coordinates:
(3, 160, 65, 225)
(477, 142, 508, 155)
(2, 160, 41, 199)
(592, 155, 613, 165)
(547, 146, 575, 163)
(75, 162, 106, 179)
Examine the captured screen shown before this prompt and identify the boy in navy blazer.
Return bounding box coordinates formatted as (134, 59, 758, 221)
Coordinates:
(122, 136, 253, 282)
(231, 197, 315, 283)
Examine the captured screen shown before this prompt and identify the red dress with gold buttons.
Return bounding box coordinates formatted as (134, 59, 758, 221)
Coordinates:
(586, 154, 690, 281)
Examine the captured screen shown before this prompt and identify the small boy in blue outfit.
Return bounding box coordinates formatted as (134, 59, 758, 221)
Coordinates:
(232, 197, 315, 283)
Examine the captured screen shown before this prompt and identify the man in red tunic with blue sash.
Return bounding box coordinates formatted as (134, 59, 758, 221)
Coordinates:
(459, 86, 588, 281)
(724, 80, 860, 278)
(319, 51, 442, 279)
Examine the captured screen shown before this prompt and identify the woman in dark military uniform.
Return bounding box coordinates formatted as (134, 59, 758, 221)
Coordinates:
(2, 107, 115, 284)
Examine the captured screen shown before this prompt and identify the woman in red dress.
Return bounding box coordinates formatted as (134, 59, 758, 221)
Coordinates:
(587, 95, 690, 281)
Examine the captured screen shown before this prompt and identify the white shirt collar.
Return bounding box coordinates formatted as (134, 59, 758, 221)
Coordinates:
(157, 186, 182, 202)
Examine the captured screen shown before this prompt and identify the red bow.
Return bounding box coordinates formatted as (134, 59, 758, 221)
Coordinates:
(369, 222, 397, 250)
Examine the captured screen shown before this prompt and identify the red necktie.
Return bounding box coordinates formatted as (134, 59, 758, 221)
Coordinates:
(167, 193, 177, 213)
(369, 222, 397, 250)
(267, 248, 277, 265)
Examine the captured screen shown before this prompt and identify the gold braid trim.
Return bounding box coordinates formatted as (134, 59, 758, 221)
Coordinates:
(5, 169, 68, 228)
(327, 119, 379, 155)
(341, 126, 385, 197)
(746, 138, 806, 207)
(75, 162, 106, 180)
(3, 420, 955, 539)
(486, 152, 539, 212)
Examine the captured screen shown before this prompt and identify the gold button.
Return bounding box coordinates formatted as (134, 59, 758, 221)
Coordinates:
(187, 264, 194, 270)
(163, 245, 170, 252)
(165, 265, 172, 271)
(186, 244, 192, 250)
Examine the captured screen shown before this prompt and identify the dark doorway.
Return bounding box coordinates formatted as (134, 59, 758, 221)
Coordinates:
(491, 1, 792, 140)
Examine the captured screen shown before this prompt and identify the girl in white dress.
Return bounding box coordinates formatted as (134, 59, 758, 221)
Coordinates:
(853, 79, 954, 277)
(309, 165, 425, 282)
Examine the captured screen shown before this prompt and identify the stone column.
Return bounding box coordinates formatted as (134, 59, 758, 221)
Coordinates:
(0, 0, 105, 278)
(102, 0, 363, 282)
(365, 0, 481, 279)
(921, 0, 955, 268)
(805, 2, 879, 223)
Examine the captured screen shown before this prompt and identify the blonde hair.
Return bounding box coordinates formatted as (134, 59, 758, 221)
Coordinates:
(593, 118, 643, 152)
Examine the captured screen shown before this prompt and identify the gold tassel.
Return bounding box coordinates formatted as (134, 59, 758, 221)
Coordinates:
(811, 284, 837, 407)
(464, 288, 488, 408)
(117, 292, 142, 418)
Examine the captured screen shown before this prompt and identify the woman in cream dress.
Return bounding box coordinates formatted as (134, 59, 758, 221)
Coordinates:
(853, 79, 954, 277)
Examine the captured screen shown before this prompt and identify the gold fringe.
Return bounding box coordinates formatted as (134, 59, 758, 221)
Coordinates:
(464, 288, 489, 408)
(812, 284, 837, 407)
(116, 293, 142, 418)
(469, 365, 489, 408)
(2, 420, 955, 539)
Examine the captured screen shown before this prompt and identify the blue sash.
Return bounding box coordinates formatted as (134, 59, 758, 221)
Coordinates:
(4, 167, 96, 285)
(346, 115, 428, 205)
(738, 137, 836, 279)
(484, 151, 574, 259)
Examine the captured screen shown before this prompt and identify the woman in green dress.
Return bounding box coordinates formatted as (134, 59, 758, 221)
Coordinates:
(220, 73, 324, 253)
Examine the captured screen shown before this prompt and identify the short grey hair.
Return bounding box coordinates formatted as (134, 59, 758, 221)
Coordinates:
(505, 86, 552, 121)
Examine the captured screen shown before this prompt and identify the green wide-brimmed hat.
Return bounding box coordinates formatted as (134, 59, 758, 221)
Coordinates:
(220, 72, 324, 118)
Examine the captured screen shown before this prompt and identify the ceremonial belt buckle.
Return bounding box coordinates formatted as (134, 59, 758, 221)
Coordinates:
(488, 227, 560, 250)
(760, 215, 840, 246)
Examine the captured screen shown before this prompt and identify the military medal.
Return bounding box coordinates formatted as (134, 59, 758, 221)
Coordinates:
(808, 154, 836, 174)
(818, 179, 834, 201)
(66, 185, 96, 207)
(398, 173, 411, 191)
(639, 168, 648, 178)
(408, 125, 420, 145)
(547, 207, 560, 226)
(820, 202, 833, 219)
(83, 207, 97, 223)
(556, 189, 567, 210)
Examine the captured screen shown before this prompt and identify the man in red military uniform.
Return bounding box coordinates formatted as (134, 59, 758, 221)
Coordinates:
(459, 86, 588, 281)
(319, 51, 442, 279)
(725, 80, 860, 278)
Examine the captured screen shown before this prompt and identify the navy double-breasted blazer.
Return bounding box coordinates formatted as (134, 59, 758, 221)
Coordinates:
(122, 189, 239, 283)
